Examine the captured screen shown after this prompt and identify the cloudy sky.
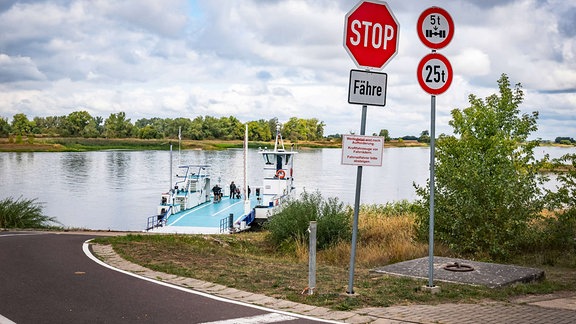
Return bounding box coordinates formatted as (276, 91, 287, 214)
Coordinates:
(0, 0, 574, 140)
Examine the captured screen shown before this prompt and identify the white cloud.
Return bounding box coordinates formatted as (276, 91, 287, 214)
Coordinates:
(0, 0, 574, 140)
(452, 48, 491, 76)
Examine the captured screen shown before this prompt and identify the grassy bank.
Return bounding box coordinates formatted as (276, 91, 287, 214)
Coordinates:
(0, 137, 426, 152)
(93, 204, 576, 311)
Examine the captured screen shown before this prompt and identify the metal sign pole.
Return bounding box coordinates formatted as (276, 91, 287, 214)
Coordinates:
(347, 104, 367, 294)
(428, 94, 436, 288)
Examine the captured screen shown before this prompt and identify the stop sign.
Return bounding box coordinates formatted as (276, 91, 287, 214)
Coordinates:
(343, 0, 400, 70)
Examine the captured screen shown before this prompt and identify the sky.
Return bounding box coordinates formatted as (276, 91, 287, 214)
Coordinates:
(0, 0, 574, 140)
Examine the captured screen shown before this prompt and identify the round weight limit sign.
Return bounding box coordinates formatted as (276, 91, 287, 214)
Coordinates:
(417, 7, 454, 50)
(417, 52, 453, 95)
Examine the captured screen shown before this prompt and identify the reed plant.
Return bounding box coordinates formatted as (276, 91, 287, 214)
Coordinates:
(0, 196, 58, 228)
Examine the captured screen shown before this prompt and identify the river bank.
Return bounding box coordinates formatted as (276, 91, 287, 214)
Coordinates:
(0, 136, 427, 152)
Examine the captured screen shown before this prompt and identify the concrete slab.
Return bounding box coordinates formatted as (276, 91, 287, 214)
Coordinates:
(373, 256, 544, 288)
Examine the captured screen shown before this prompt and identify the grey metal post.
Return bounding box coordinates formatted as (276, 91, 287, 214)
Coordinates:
(347, 105, 367, 294)
(308, 221, 317, 295)
(428, 95, 436, 288)
(229, 213, 234, 231)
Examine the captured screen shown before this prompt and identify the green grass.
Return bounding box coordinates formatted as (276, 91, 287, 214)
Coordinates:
(93, 232, 576, 310)
(0, 196, 59, 228)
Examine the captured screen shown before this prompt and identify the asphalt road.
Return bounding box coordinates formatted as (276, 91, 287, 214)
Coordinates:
(0, 232, 328, 323)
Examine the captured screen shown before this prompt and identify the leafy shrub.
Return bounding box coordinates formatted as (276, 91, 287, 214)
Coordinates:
(0, 196, 58, 228)
(540, 153, 576, 251)
(414, 74, 545, 260)
(264, 191, 351, 250)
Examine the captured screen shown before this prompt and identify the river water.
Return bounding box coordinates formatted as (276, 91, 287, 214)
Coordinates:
(0, 146, 574, 231)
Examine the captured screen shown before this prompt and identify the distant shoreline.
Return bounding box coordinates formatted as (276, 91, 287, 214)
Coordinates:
(0, 137, 428, 152)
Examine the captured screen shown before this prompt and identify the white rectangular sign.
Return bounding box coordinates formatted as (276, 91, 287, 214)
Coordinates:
(348, 69, 387, 106)
(341, 135, 384, 166)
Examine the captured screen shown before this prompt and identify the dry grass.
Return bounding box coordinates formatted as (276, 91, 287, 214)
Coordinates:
(292, 207, 429, 268)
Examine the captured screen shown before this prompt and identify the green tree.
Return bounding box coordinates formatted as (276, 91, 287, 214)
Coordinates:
(219, 116, 244, 140)
(11, 113, 34, 135)
(135, 117, 167, 139)
(415, 74, 545, 260)
(189, 116, 205, 140)
(544, 154, 576, 251)
(418, 130, 430, 143)
(0, 117, 11, 136)
(248, 119, 272, 141)
(34, 116, 66, 136)
(282, 117, 324, 141)
(104, 112, 133, 138)
(82, 117, 102, 138)
(66, 110, 93, 137)
(137, 125, 158, 139)
(202, 116, 222, 139)
(378, 129, 391, 141)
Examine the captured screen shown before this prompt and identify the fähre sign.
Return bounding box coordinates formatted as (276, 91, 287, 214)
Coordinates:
(348, 69, 387, 106)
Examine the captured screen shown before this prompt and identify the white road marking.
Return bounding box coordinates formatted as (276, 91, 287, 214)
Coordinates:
(199, 312, 298, 324)
(0, 314, 16, 324)
(82, 240, 340, 323)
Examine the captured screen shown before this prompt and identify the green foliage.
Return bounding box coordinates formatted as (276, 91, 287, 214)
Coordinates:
(418, 130, 430, 143)
(378, 129, 391, 141)
(415, 74, 545, 260)
(282, 117, 325, 141)
(248, 119, 273, 141)
(5, 111, 327, 142)
(66, 110, 93, 137)
(361, 200, 422, 216)
(539, 154, 576, 251)
(11, 113, 34, 135)
(104, 112, 133, 138)
(0, 117, 11, 137)
(33, 115, 68, 136)
(554, 137, 574, 144)
(0, 196, 58, 228)
(264, 191, 351, 250)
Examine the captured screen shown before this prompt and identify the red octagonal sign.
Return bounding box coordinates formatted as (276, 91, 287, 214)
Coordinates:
(344, 0, 400, 70)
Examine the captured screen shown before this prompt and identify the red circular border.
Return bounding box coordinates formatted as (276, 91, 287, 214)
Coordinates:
(417, 53, 453, 95)
(417, 7, 454, 50)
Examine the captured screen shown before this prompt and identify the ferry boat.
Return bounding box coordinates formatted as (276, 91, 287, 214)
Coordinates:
(145, 126, 296, 234)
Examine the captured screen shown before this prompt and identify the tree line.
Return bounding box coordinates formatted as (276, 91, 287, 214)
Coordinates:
(0, 111, 326, 142)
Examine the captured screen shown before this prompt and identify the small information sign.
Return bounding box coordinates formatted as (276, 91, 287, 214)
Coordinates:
(341, 135, 384, 166)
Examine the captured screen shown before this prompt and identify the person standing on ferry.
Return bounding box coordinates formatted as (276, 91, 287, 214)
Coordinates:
(229, 181, 236, 199)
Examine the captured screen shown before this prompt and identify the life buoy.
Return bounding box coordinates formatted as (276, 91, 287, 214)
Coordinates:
(276, 169, 286, 179)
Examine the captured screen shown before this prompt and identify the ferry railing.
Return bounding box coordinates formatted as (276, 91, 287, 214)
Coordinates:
(146, 207, 171, 231)
(219, 213, 234, 233)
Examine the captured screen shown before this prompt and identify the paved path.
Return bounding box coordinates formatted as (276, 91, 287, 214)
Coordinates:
(0, 232, 329, 323)
(3, 231, 576, 323)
